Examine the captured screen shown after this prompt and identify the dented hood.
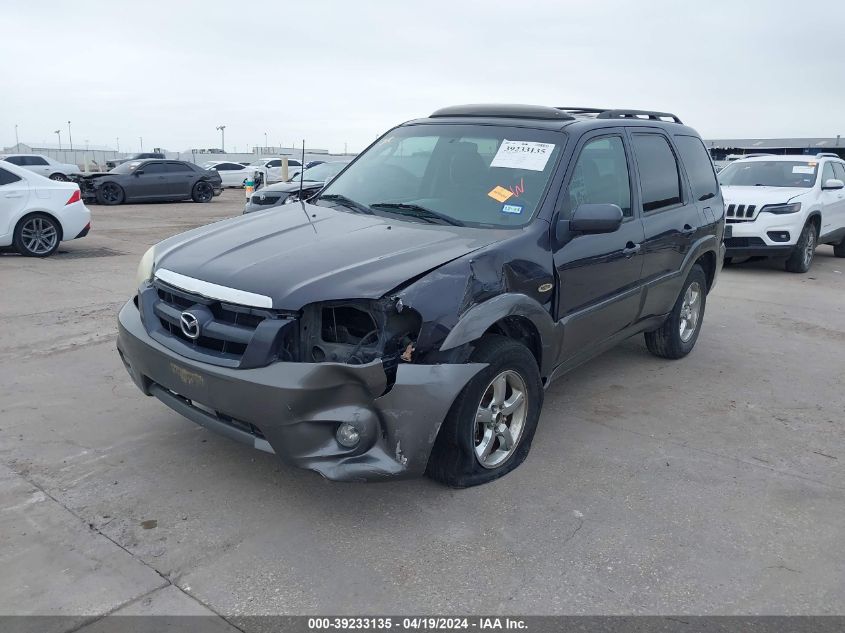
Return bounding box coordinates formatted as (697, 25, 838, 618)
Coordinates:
(154, 201, 510, 310)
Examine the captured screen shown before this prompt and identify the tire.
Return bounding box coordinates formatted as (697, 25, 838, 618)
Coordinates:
(13, 213, 61, 257)
(426, 335, 543, 488)
(834, 236, 845, 258)
(645, 264, 707, 360)
(723, 257, 733, 266)
(96, 182, 125, 205)
(784, 222, 817, 273)
(49, 173, 70, 182)
(192, 180, 214, 203)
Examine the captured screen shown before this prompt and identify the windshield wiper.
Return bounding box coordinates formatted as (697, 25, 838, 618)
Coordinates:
(317, 193, 373, 214)
(370, 202, 465, 226)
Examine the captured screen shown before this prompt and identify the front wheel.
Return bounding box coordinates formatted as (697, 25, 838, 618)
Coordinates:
(785, 222, 817, 273)
(97, 182, 125, 205)
(426, 335, 543, 487)
(645, 264, 707, 359)
(192, 180, 214, 203)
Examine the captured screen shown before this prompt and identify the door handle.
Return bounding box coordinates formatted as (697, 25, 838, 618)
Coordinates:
(622, 242, 641, 258)
(681, 224, 697, 235)
(5, 193, 23, 198)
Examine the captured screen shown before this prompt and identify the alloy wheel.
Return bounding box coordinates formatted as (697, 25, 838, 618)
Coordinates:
(195, 181, 213, 202)
(679, 281, 702, 343)
(474, 370, 528, 469)
(20, 217, 58, 255)
(803, 227, 816, 268)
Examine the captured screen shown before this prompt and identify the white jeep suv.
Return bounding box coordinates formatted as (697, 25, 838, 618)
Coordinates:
(719, 153, 845, 272)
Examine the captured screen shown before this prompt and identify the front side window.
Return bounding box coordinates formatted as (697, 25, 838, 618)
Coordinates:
(566, 136, 632, 217)
(718, 160, 818, 188)
(832, 162, 845, 182)
(675, 135, 718, 201)
(821, 162, 835, 185)
(317, 124, 563, 228)
(5, 156, 26, 166)
(631, 134, 682, 212)
(141, 162, 166, 174)
(0, 167, 22, 186)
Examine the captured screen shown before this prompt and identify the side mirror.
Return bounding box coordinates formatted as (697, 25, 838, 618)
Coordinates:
(563, 203, 624, 238)
(134, 169, 144, 176)
(823, 178, 844, 190)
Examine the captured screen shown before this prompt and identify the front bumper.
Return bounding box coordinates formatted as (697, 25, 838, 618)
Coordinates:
(724, 212, 801, 257)
(116, 301, 485, 481)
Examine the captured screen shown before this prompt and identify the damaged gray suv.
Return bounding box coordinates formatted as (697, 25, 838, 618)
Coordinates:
(117, 104, 725, 487)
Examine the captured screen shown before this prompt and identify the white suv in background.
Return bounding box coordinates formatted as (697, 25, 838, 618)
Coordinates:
(1, 153, 82, 181)
(719, 153, 845, 272)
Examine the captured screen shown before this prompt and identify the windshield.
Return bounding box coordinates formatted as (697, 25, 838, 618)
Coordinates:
(290, 162, 348, 182)
(316, 124, 563, 228)
(110, 160, 143, 174)
(718, 160, 818, 188)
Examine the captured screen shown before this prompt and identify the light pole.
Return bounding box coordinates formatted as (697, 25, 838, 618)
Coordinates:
(14, 124, 19, 148)
(264, 131, 268, 150)
(139, 137, 143, 151)
(54, 129, 62, 150)
(116, 137, 120, 152)
(67, 120, 73, 151)
(216, 125, 226, 152)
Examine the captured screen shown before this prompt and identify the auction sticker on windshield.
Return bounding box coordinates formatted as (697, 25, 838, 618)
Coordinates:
(490, 140, 555, 171)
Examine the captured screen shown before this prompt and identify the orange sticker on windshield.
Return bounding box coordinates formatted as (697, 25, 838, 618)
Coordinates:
(488, 186, 513, 203)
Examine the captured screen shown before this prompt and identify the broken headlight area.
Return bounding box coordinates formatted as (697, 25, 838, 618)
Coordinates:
(296, 299, 421, 373)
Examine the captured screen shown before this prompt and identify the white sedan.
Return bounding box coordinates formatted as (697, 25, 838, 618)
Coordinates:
(248, 157, 303, 184)
(204, 161, 257, 188)
(0, 161, 91, 257)
(1, 153, 82, 181)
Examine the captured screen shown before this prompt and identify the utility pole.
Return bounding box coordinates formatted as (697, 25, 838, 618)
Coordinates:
(67, 120, 73, 151)
(264, 132, 268, 150)
(54, 129, 62, 150)
(116, 137, 120, 152)
(216, 125, 226, 152)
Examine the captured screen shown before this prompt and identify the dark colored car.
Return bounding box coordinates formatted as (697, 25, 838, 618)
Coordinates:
(243, 161, 350, 214)
(76, 159, 222, 205)
(117, 104, 725, 487)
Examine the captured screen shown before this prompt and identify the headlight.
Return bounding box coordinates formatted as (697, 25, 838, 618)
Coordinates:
(761, 202, 801, 215)
(135, 246, 156, 288)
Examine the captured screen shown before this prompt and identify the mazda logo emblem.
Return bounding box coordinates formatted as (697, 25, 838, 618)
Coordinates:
(180, 311, 201, 340)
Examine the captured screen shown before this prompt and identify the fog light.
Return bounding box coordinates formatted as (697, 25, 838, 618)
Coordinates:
(336, 422, 360, 448)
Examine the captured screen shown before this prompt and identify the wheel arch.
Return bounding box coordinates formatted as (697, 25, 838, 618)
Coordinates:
(14, 209, 64, 242)
(806, 210, 822, 233)
(438, 293, 559, 379)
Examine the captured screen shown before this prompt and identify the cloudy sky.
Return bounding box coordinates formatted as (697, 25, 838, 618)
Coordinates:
(3, 0, 844, 154)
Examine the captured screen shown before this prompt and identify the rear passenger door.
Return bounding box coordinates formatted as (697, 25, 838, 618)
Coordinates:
(164, 162, 194, 197)
(554, 131, 645, 360)
(630, 131, 704, 320)
(828, 162, 845, 239)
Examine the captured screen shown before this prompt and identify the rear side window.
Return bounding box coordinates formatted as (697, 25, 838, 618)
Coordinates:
(166, 162, 190, 172)
(28, 156, 49, 166)
(675, 135, 718, 201)
(0, 167, 22, 185)
(566, 136, 632, 217)
(631, 134, 682, 212)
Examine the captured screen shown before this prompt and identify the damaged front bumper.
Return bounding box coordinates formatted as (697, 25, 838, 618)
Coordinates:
(117, 301, 485, 481)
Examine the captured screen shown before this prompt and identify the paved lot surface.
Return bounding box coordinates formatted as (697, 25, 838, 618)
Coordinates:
(1, 189, 844, 629)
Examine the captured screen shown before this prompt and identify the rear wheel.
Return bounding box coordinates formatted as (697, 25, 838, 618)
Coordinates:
(785, 222, 817, 273)
(13, 213, 61, 257)
(426, 335, 542, 487)
(97, 182, 124, 205)
(192, 180, 214, 203)
(645, 264, 707, 359)
(49, 173, 70, 182)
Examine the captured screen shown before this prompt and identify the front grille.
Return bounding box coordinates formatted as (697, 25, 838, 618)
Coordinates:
(724, 237, 765, 248)
(726, 203, 757, 222)
(251, 193, 282, 206)
(141, 280, 298, 369)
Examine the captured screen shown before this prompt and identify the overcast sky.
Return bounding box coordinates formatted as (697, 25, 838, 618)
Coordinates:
(3, 0, 844, 154)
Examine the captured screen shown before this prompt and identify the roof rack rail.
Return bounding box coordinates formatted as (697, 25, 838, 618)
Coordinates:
(556, 107, 608, 115)
(816, 152, 840, 158)
(596, 109, 683, 124)
(429, 104, 575, 120)
(743, 153, 775, 158)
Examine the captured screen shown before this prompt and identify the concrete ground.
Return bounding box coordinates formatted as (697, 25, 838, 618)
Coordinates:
(1, 189, 843, 629)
